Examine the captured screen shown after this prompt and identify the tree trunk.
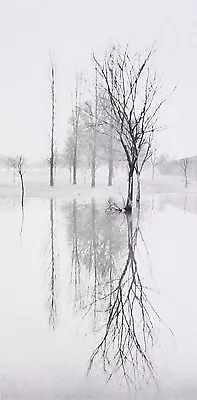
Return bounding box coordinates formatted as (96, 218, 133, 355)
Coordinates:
(125, 167, 134, 213)
(69, 165, 72, 183)
(136, 171, 141, 208)
(108, 212, 113, 310)
(50, 66, 55, 187)
(50, 156, 54, 186)
(108, 158, 114, 186)
(91, 150, 96, 188)
(108, 121, 114, 186)
(91, 67, 98, 188)
(19, 207, 24, 237)
(84, 167, 88, 184)
(19, 171, 25, 209)
(73, 148, 77, 185)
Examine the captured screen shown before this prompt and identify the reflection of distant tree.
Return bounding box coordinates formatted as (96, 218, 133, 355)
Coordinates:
(149, 195, 155, 224)
(159, 194, 197, 215)
(63, 199, 159, 389)
(47, 198, 58, 329)
(64, 199, 126, 313)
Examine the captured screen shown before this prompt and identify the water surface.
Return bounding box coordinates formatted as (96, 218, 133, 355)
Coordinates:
(0, 195, 196, 399)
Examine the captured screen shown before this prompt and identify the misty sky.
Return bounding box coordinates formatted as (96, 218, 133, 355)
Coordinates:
(0, 0, 196, 161)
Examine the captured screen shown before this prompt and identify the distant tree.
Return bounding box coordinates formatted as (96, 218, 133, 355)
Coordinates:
(150, 150, 167, 180)
(177, 157, 189, 188)
(91, 68, 99, 187)
(81, 101, 96, 183)
(49, 61, 56, 187)
(98, 116, 126, 186)
(82, 89, 124, 187)
(107, 117, 114, 186)
(98, 95, 121, 186)
(71, 75, 82, 185)
(7, 156, 26, 207)
(80, 68, 101, 188)
(62, 136, 74, 183)
(64, 101, 83, 186)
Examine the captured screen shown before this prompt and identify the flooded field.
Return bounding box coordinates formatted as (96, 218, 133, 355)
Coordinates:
(0, 195, 196, 399)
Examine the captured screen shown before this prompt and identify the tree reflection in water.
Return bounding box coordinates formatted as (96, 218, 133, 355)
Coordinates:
(47, 198, 58, 330)
(64, 198, 159, 389)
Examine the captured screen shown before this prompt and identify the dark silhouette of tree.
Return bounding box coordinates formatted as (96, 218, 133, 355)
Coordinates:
(93, 45, 171, 211)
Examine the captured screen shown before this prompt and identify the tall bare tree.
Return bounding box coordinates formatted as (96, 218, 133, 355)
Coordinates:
(91, 68, 98, 187)
(49, 62, 56, 186)
(80, 69, 99, 187)
(94, 46, 170, 211)
(72, 75, 82, 185)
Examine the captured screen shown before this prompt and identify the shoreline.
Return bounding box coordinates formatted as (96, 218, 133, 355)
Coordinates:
(0, 181, 196, 200)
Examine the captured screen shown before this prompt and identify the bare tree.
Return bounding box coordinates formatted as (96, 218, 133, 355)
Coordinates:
(7, 156, 26, 208)
(91, 68, 98, 187)
(63, 135, 75, 183)
(94, 45, 170, 211)
(150, 150, 167, 181)
(80, 69, 100, 188)
(98, 96, 117, 186)
(72, 75, 82, 185)
(79, 83, 121, 187)
(81, 101, 96, 185)
(178, 157, 189, 188)
(49, 62, 56, 187)
(107, 116, 114, 186)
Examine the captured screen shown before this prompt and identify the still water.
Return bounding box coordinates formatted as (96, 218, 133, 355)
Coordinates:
(0, 195, 196, 399)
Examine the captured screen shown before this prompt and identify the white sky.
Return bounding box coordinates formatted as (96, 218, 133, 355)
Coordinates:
(0, 0, 196, 161)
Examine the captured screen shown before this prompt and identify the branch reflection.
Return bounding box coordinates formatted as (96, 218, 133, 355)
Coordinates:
(64, 198, 158, 389)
